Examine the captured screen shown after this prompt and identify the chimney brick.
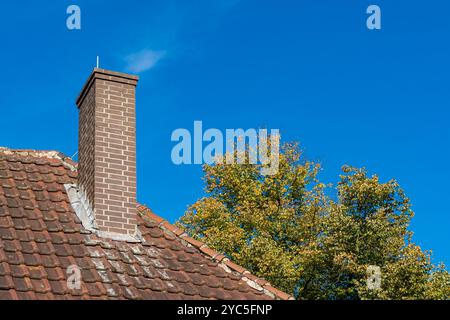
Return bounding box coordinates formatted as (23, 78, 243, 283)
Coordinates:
(76, 68, 139, 238)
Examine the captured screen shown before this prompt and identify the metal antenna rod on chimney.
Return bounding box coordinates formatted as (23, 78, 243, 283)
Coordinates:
(96, 56, 100, 69)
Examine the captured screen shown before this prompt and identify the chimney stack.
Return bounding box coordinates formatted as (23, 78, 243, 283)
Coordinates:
(76, 68, 139, 240)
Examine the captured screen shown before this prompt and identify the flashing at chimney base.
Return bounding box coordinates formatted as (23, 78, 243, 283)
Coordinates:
(65, 184, 142, 243)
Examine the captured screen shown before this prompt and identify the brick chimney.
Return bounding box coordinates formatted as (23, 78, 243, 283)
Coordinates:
(75, 68, 139, 240)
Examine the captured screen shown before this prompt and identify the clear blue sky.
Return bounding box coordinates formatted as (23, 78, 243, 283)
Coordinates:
(0, 1, 448, 266)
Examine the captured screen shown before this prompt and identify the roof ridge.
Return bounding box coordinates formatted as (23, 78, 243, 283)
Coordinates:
(0, 147, 78, 172)
(137, 205, 294, 300)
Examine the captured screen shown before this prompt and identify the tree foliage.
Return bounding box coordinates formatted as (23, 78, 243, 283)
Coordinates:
(178, 144, 450, 300)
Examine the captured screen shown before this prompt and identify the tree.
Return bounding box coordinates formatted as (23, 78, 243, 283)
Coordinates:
(309, 166, 450, 300)
(177, 143, 450, 300)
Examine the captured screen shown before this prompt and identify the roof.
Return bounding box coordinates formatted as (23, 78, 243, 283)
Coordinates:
(0, 148, 292, 300)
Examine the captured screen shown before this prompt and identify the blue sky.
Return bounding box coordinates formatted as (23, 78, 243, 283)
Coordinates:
(0, 1, 448, 266)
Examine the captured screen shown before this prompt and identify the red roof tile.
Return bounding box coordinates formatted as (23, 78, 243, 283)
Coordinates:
(0, 148, 293, 300)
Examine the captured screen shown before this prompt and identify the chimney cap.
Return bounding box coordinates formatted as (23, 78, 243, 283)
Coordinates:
(76, 68, 139, 107)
